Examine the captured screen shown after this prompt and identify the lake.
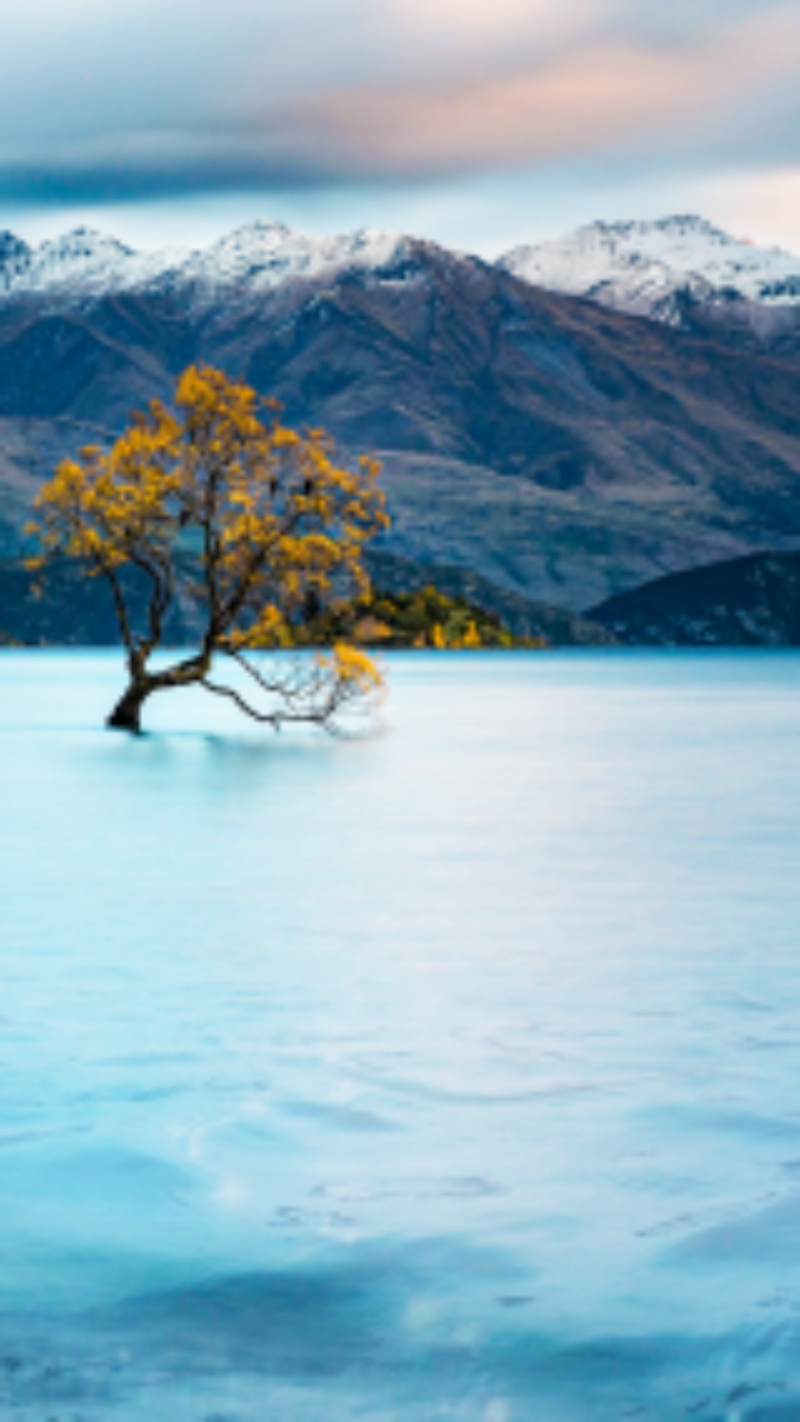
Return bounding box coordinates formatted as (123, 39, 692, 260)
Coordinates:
(2, 650, 800, 1420)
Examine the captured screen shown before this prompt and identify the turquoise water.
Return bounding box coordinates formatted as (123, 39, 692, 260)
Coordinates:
(2, 650, 800, 1420)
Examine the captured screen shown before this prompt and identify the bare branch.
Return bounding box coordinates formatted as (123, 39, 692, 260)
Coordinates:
(200, 677, 283, 726)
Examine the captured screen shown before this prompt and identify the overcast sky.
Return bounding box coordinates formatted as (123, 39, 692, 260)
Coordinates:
(2, 0, 800, 253)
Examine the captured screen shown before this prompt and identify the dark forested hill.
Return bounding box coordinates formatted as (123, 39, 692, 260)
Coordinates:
(590, 551, 800, 645)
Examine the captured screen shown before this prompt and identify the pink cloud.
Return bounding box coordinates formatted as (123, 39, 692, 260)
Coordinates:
(272, 7, 800, 180)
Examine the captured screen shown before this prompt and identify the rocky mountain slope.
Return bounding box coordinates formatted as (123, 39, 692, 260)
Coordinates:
(590, 551, 800, 646)
(1, 222, 800, 612)
(500, 216, 800, 355)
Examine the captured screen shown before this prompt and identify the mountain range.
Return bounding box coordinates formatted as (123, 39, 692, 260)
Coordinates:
(0, 215, 799, 625)
(3, 213, 798, 343)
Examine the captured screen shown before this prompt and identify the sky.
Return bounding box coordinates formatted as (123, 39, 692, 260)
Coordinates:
(1, 0, 800, 256)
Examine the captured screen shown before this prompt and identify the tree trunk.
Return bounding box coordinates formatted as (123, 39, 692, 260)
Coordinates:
(107, 677, 154, 733)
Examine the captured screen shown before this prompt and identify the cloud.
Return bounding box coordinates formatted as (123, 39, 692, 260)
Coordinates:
(382, 0, 614, 68)
(0, 0, 797, 206)
(274, 6, 800, 181)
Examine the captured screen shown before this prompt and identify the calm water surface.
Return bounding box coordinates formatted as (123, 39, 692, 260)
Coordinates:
(2, 651, 800, 1420)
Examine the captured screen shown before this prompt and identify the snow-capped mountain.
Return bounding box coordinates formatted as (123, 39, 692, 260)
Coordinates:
(499, 216, 800, 325)
(175, 223, 418, 293)
(0, 221, 423, 306)
(5, 214, 800, 336)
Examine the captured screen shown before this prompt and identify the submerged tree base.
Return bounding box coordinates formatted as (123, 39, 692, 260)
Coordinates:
(104, 646, 384, 734)
(107, 681, 153, 733)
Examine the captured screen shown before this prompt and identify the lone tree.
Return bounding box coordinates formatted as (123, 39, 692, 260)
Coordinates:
(30, 366, 389, 732)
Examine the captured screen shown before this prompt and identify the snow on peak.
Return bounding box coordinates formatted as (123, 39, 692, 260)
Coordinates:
(645, 214, 724, 237)
(0, 230, 30, 262)
(0, 225, 183, 298)
(177, 222, 413, 293)
(39, 227, 131, 261)
(0, 231, 32, 290)
(499, 216, 800, 315)
(19, 228, 138, 292)
(0, 220, 424, 305)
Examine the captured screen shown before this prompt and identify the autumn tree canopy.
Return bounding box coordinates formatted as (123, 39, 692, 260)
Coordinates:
(30, 366, 389, 732)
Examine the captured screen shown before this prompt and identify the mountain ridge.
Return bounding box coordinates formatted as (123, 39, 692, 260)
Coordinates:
(3, 213, 799, 320)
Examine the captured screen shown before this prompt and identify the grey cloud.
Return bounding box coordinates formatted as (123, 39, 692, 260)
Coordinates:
(0, 151, 342, 205)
